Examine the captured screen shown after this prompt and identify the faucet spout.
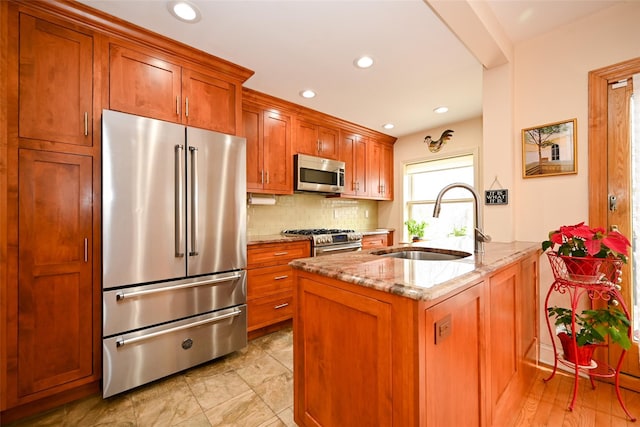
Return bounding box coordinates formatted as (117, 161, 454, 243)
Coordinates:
(432, 183, 491, 253)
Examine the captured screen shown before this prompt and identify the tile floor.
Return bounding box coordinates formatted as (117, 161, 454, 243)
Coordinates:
(6, 327, 296, 427)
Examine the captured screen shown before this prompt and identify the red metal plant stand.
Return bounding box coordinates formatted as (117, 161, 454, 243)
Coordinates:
(543, 253, 636, 421)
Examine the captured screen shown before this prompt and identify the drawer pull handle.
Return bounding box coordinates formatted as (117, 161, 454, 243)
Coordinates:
(115, 273, 242, 301)
(274, 275, 289, 280)
(274, 251, 289, 256)
(115, 309, 242, 347)
(274, 303, 289, 309)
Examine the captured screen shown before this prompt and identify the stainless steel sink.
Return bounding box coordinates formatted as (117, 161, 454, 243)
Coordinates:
(373, 248, 472, 261)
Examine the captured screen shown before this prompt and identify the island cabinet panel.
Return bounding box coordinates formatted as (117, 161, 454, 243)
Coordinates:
(424, 282, 486, 427)
(18, 13, 94, 147)
(295, 276, 393, 427)
(487, 263, 519, 424)
(247, 241, 310, 338)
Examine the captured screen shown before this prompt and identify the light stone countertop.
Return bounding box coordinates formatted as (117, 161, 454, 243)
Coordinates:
(289, 240, 540, 302)
(247, 234, 311, 245)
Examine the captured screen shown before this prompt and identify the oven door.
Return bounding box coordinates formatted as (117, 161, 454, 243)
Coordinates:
(314, 242, 362, 257)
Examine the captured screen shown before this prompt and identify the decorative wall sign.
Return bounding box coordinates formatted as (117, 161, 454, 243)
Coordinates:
(485, 176, 508, 205)
(424, 129, 454, 153)
(522, 118, 577, 178)
(485, 189, 508, 205)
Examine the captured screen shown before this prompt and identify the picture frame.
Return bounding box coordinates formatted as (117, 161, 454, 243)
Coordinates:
(522, 118, 577, 178)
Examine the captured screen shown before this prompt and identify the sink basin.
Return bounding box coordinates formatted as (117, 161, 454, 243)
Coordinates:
(373, 248, 472, 261)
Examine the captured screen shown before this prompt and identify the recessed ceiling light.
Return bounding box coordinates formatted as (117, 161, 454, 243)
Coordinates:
(167, 1, 201, 23)
(354, 56, 374, 69)
(382, 123, 395, 130)
(433, 106, 449, 114)
(299, 89, 316, 99)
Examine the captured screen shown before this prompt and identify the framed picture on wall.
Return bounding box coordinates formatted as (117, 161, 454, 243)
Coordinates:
(522, 118, 577, 178)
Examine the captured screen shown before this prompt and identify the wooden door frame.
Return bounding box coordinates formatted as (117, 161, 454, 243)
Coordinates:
(588, 57, 640, 390)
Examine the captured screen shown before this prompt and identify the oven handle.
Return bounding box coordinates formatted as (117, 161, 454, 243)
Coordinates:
(115, 273, 243, 301)
(115, 309, 242, 347)
(315, 242, 362, 254)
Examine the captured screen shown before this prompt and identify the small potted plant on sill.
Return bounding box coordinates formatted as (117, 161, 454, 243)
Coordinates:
(541, 222, 631, 280)
(405, 219, 427, 242)
(547, 305, 631, 366)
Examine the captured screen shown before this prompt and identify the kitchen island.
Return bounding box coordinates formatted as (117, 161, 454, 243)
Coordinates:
(290, 241, 540, 427)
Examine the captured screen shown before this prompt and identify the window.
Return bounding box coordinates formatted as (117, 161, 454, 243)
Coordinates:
(404, 154, 475, 246)
(551, 143, 560, 161)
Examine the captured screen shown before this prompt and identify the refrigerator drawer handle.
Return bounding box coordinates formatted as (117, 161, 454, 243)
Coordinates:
(115, 273, 243, 301)
(175, 144, 185, 258)
(115, 309, 242, 347)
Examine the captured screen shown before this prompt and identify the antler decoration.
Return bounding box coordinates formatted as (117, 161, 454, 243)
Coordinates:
(424, 129, 454, 153)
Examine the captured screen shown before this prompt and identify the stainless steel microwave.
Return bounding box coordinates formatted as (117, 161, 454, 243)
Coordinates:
(294, 154, 345, 194)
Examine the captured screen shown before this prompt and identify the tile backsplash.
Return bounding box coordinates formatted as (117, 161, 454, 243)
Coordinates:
(247, 193, 378, 236)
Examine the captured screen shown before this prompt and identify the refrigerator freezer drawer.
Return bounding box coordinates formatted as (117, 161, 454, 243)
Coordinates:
(102, 305, 247, 398)
(103, 271, 246, 337)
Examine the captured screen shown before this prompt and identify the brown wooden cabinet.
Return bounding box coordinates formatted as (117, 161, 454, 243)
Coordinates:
(243, 99, 293, 194)
(18, 12, 93, 147)
(361, 233, 390, 249)
(15, 149, 95, 398)
(247, 240, 310, 338)
(340, 131, 368, 196)
(293, 251, 540, 426)
(109, 43, 242, 135)
(368, 139, 393, 200)
(294, 118, 339, 160)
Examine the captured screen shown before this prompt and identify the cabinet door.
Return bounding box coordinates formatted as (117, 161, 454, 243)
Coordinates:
(318, 126, 339, 159)
(424, 282, 486, 427)
(262, 110, 292, 193)
(296, 277, 392, 426)
(16, 149, 94, 398)
(109, 44, 182, 123)
(19, 14, 93, 146)
(183, 68, 237, 134)
(354, 135, 369, 196)
(243, 105, 264, 192)
(487, 263, 519, 422)
(368, 140, 393, 200)
(340, 132, 357, 196)
(295, 119, 320, 157)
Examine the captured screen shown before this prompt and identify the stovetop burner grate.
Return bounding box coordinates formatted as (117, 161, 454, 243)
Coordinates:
(282, 228, 355, 236)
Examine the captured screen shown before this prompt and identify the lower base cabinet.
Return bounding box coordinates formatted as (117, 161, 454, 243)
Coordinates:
(294, 252, 539, 426)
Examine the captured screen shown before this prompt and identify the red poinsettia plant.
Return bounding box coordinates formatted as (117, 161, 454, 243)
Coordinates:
(541, 222, 631, 263)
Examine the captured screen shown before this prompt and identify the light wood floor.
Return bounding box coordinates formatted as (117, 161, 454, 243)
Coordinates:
(513, 366, 640, 426)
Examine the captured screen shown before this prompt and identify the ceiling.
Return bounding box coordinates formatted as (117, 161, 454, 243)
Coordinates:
(79, 0, 623, 138)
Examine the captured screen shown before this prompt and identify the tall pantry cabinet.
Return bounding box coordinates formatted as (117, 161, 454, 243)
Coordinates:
(0, 1, 253, 422)
(2, 3, 102, 420)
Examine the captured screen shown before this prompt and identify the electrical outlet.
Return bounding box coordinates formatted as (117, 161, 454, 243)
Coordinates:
(364, 210, 369, 218)
(434, 314, 452, 345)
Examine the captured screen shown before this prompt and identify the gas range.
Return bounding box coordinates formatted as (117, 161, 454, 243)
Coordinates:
(282, 228, 363, 256)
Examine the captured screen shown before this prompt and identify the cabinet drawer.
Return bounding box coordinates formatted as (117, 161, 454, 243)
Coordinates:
(362, 234, 388, 249)
(247, 265, 293, 300)
(248, 241, 310, 268)
(248, 292, 293, 331)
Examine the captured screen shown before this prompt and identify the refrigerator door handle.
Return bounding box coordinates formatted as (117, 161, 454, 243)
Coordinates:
(189, 146, 199, 256)
(175, 144, 185, 258)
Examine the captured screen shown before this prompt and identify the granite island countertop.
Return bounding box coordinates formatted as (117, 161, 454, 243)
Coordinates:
(290, 240, 540, 301)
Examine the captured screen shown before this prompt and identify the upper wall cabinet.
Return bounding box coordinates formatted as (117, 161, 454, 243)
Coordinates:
(19, 13, 94, 147)
(368, 139, 393, 201)
(243, 101, 293, 194)
(340, 131, 369, 197)
(294, 118, 339, 160)
(109, 43, 243, 135)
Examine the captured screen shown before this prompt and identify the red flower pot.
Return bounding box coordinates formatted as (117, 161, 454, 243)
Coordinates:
(558, 332, 597, 366)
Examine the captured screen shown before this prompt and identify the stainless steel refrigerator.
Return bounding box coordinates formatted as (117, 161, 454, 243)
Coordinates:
(101, 109, 247, 398)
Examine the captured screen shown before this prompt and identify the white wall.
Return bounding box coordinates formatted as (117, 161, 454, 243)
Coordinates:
(378, 116, 483, 242)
